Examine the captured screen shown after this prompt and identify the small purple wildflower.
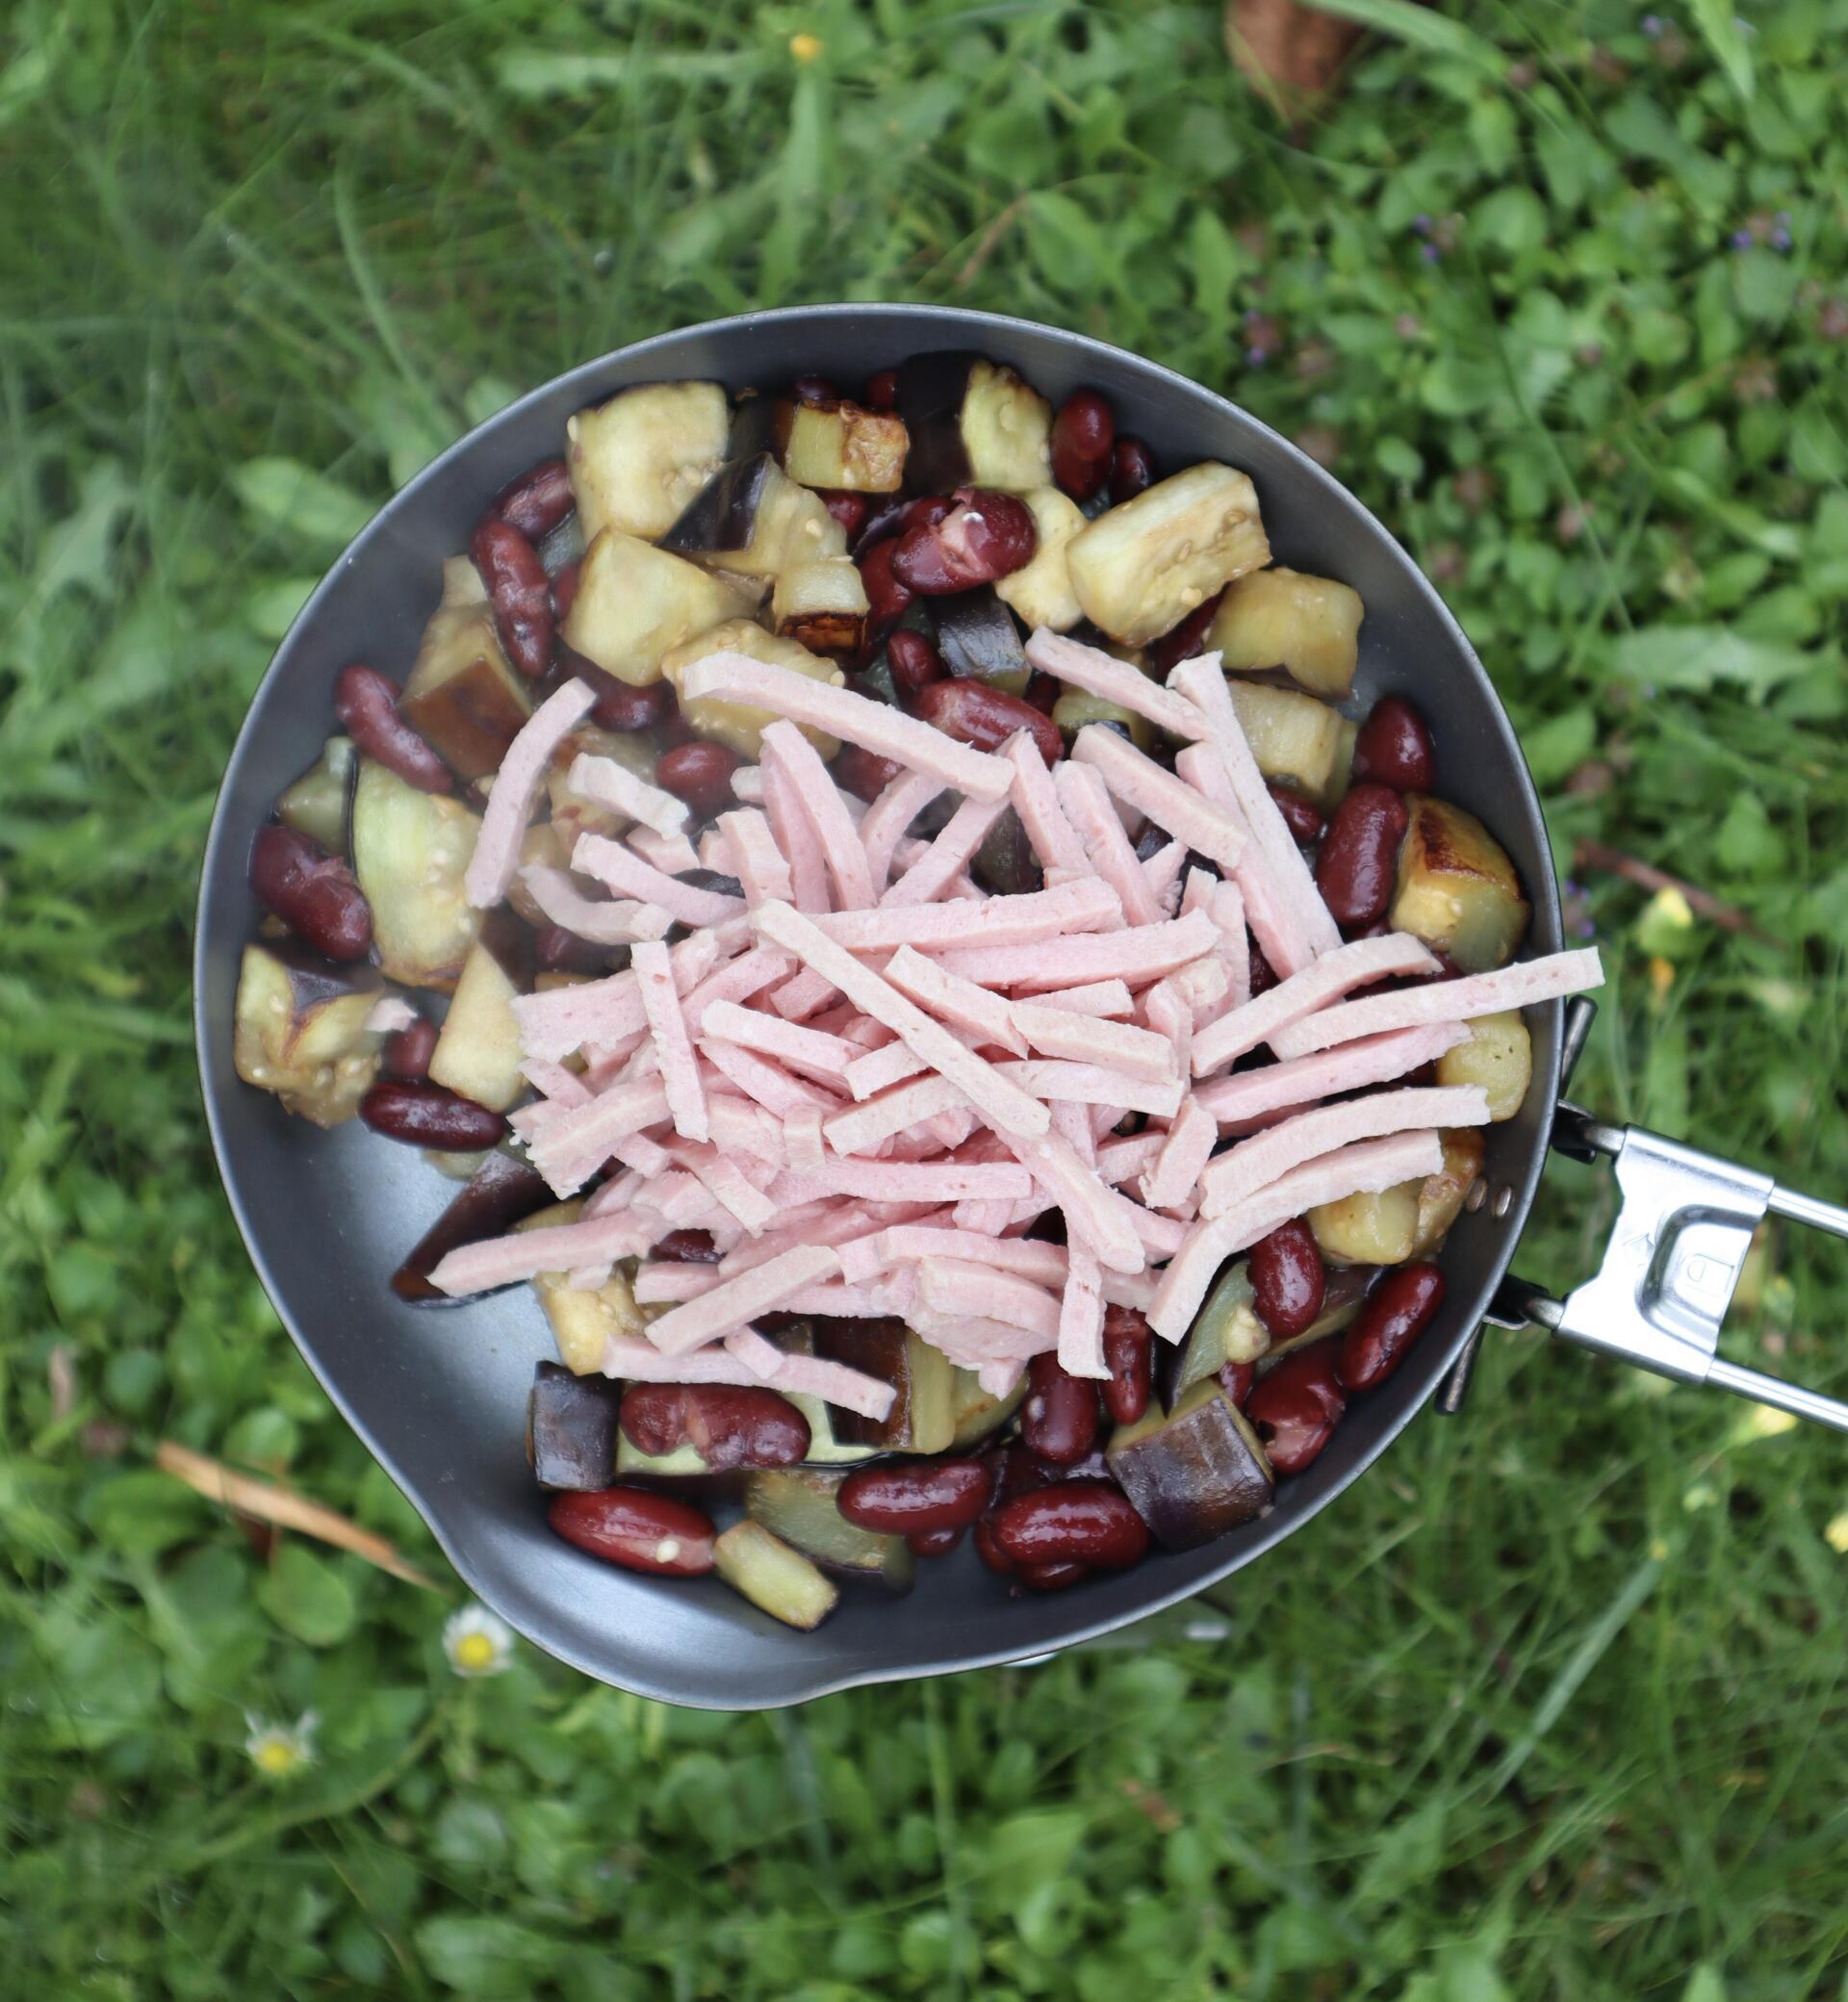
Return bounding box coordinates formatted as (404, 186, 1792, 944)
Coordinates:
(1245, 347, 1268, 368)
(1772, 228, 1793, 252)
(1732, 228, 1755, 250)
(1577, 917, 1597, 940)
(1422, 243, 1442, 264)
(1413, 214, 1433, 237)
(1641, 13, 1664, 36)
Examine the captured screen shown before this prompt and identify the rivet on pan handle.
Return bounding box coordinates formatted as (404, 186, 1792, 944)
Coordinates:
(1440, 999, 1848, 1433)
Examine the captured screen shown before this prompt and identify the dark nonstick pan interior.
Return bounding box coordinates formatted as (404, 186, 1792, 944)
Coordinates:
(194, 304, 1563, 1707)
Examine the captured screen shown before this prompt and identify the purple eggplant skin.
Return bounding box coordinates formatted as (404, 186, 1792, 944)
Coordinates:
(928, 587, 1030, 695)
(893, 351, 984, 493)
(1105, 1379, 1275, 1552)
(527, 1362, 624, 1490)
(659, 453, 777, 559)
(391, 1148, 552, 1304)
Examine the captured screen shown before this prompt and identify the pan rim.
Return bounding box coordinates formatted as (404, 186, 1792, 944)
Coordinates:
(194, 301, 1563, 1706)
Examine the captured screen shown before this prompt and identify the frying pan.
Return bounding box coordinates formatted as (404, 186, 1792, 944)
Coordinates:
(193, 304, 1848, 1709)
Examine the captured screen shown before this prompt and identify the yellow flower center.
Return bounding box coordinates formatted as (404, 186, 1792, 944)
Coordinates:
(789, 33, 823, 63)
(254, 1739, 298, 1776)
(454, 1630, 499, 1672)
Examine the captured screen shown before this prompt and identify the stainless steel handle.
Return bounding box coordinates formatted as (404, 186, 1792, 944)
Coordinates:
(1440, 999, 1848, 1433)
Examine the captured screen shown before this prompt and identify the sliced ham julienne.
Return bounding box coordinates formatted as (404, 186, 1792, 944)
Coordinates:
(1195, 1021, 1470, 1126)
(626, 823, 703, 876)
(565, 751, 690, 839)
(843, 1036, 931, 1102)
(757, 750, 829, 911)
(769, 1156, 1034, 1206)
(1057, 1245, 1108, 1379)
(860, 769, 945, 896)
(1009, 1002, 1178, 1084)
(809, 875, 1120, 954)
(884, 945, 1028, 1056)
(752, 898, 1052, 1142)
(431, 1207, 655, 1296)
(1030, 978, 1134, 1019)
(1199, 1083, 1489, 1217)
(1003, 730, 1088, 874)
(1069, 724, 1246, 875)
(697, 999, 861, 1084)
(761, 719, 875, 911)
(783, 1100, 825, 1170)
(573, 832, 747, 928)
(824, 1073, 964, 1157)
(528, 1077, 674, 1195)
(935, 906, 1219, 995)
(1011, 1131, 1144, 1275)
(1148, 1128, 1446, 1342)
(882, 792, 1010, 909)
(1024, 629, 1207, 742)
(1190, 930, 1441, 1077)
(1054, 758, 1163, 925)
(679, 945, 794, 1036)
(678, 651, 1014, 801)
(464, 678, 596, 909)
(1268, 946, 1607, 1061)
(364, 994, 419, 1035)
(521, 864, 674, 945)
(644, 1242, 842, 1356)
(600, 1335, 894, 1423)
(716, 808, 794, 908)
(1142, 838, 1189, 915)
(1141, 1094, 1219, 1212)
(631, 939, 709, 1143)
(698, 1035, 835, 1119)
(999, 1059, 1184, 1119)
(916, 1259, 1062, 1339)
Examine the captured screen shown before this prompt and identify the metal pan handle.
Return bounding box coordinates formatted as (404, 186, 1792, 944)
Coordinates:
(1440, 998, 1848, 1434)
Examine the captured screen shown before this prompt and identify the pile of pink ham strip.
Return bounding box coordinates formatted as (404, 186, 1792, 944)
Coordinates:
(431, 639, 1604, 1412)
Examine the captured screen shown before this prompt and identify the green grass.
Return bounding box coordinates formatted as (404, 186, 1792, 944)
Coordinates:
(4, 0, 1848, 1993)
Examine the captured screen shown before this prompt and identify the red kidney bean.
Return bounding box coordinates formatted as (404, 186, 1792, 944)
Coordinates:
(334, 663, 452, 793)
(791, 374, 838, 405)
(1248, 1219, 1326, 1340)
(548, 1485, 716, 1576)
(820, 489, 870, 539)
(471, 516, 553, 680)
(1050, 389, 1115, 502)
(1316, 783, 1409, 930)
(851, 495, 910, 557)
(1245, 1344, 1346, 1476)
(1352, 696, 1435, 792)
(654, 1227, 722, 1265)
(915, 677, 1063, 767)
(909, 1524, 964, 1557)
(891, 488, 1037, 593)
(1109, 436, 1155, 504)
(837, 1457, 991, 1535)
(574, 657, 669, 734)
(1248, 944, 1278, 998)
(1013, 1559, 1091, 1593)
(618, 1382, 810, 1472)
(993, 1482, 1150, 1569)
(1020, 1354, 1101, 1465)
(863, 368, 898, 412)
(1219, 1359, 1256, 1408)
(535, 924, 609, 974)
(550, 558, 582, 624)
(249, 825, 372, 961)
(494, 456, 575, 541)
(1267, 781, 1324, 846)
(1149, 589, 1225, 675)
(1339, 1262, 1446, 1392)
(1101, 1306, 1153, 1426)
(1022, 672, 1060, 715)
(382, 1014, 437, 1083)
(358, 1080, 507, 1149)
(886, 628, 945, 701)
(654, 740, 742, 818)
(859, 537, 914, 647)
(974, 1515, 1015, 1574)
(834, 744, 908, 801)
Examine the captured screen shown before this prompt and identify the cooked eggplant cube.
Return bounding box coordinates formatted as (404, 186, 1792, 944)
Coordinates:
(1391, 794, 1531, 973)
(527, 1361, 622, 1490)
(391, 1148, 552, 1303)
(929, 588, 1031, 695)
(810, 1319, 955, 1454)
(992, 486, 1087, 633)
(969, 809, 1041, 900)
(659, 619, 844, 759)
(1225, 680, 1349, 808)
(1108, 1379, 1275, 1551)
(427, 933, 527, 1113)
(350, 758, 481, 989)
(399, 600, 532, 781)
(1052, 689, 1154, 753)
(566, 380, 731, 543)
(1066, 464, 1270, 646)
(1169, 1259, 1269, 1401)
(562, 528, 754, 687)
(276, 736, 356, 854)
(772, 556, 869, 660)
(659, 454, 847, 579)
(516, 1202, 649, 1373)
(615, 1433, 715, 1479)
(1308, 1182, 1421, 1266)
(896, 353, 1052, 494)
(713, 1520, 840, 1630)
(1436, 1011, 1531, 1120)
(1408, 1127, 1487, 1258)
(1207, 566, 1364, 700)
(743, 1469, 916, 1590)
(233, 942, 386, 1127)
(949, 1364, 1029, 1450)
(781, 401, 909, 493)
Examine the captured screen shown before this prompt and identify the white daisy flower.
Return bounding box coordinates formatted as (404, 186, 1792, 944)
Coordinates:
(244, 1710, 319, 1780)
(444, 1603, 515, 1679)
